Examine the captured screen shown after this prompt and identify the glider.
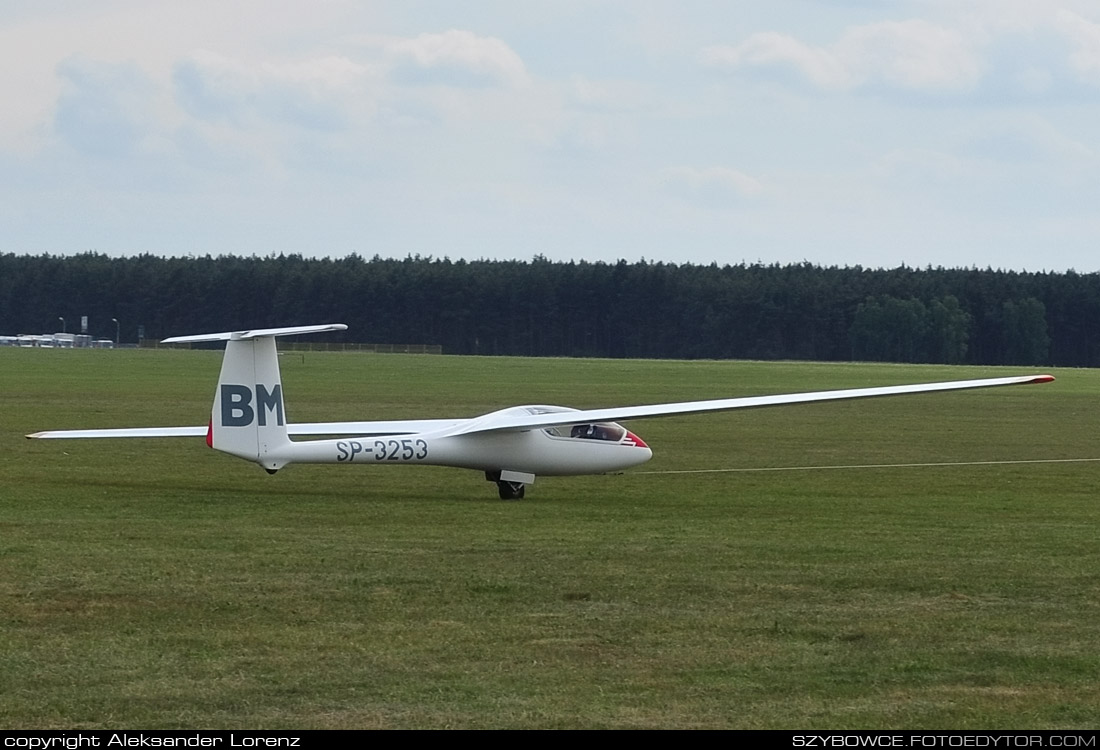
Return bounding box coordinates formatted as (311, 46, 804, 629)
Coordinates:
(27, 324, 1054, 499)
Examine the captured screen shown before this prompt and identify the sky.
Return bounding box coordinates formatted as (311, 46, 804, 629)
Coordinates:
(3, 0, 1100, 272)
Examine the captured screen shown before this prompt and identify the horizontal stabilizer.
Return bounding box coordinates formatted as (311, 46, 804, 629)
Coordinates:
(162, 323, 346, 344)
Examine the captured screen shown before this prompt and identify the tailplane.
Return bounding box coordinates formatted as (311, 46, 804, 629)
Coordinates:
(163, 324, 346, 472)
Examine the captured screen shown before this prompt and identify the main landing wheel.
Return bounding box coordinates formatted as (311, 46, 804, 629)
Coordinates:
(497, 481, 526, 500)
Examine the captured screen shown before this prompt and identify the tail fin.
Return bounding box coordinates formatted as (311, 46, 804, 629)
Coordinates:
(163, 324, 346, 472)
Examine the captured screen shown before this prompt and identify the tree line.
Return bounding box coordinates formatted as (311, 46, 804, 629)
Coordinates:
(2, 252, 1097, 366)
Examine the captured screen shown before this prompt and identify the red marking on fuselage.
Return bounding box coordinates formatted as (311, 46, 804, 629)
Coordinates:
(625, 431, 648, 448)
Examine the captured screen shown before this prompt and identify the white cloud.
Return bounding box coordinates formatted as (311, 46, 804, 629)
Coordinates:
(702, 19, 984, 93)
(1054, 9, 1100, 83)
(173, 49, 378, 130)
(842, 20, 985, 91)
(701, 32, 852, 90)
(384, 30, 530, 89)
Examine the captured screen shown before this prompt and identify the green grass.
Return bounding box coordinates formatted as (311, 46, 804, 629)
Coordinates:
(1, 349, 1097, 728)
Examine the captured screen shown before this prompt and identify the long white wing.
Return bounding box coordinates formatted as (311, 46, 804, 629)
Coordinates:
(26, 426, 209, 439)
(434, 374, 1055, 437)
(27, 419, 462, 439)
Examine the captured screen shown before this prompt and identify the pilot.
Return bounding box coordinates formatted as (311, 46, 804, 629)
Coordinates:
(571, 424, 597, 439)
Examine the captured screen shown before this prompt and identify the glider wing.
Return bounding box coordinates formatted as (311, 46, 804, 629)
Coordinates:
(435, 374, 1055, 437)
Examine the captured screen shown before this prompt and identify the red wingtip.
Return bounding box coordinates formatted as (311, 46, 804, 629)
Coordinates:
(1033, 374, 1055, 383)
(206, 419, 213, 448)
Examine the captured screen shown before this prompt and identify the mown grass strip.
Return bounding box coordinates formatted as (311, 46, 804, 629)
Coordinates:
(1, 349, 1095, 728)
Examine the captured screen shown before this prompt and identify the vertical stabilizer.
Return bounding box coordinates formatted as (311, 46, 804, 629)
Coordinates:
(211, 336, 291, 470)
(162, 324, 347, 472)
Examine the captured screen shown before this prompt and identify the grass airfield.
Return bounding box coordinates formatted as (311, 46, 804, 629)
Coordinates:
(2, 348, 1098, 729)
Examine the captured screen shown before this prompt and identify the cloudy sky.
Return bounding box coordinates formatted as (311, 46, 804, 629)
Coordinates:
(3, 1, 1100, 271)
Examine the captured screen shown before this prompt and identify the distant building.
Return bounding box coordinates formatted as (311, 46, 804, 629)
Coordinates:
(3, 333, 97, 348)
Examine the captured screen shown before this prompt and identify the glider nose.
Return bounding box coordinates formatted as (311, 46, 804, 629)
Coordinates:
(624, 431, 652, 463)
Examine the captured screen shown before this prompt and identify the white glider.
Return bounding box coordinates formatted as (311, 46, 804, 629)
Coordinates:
(27, 324, 1054, 499)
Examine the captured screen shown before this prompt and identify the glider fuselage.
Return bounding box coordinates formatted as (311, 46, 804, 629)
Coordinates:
(277, 421, 652, 476)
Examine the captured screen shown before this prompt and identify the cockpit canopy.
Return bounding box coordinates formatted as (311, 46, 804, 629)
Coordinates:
(545, 422, 626, 442)
(523, 407, 627, 443)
